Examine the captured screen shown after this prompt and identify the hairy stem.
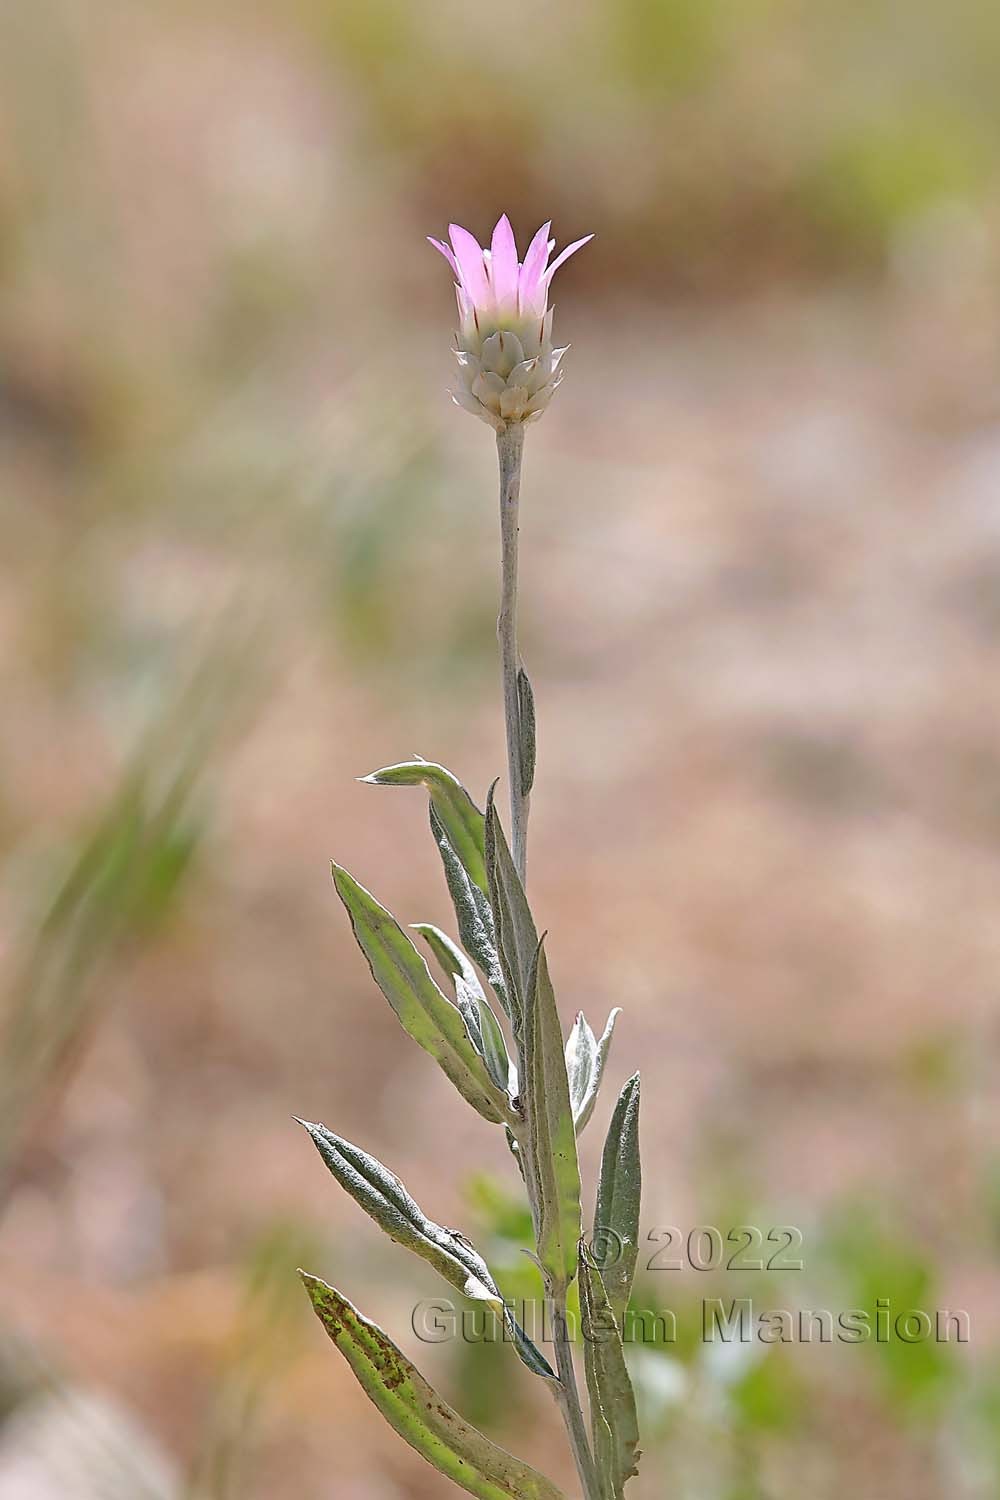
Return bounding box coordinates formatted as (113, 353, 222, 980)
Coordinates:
(496, 425, 529, 885)
(552, 1293, 601, 1500)
(499, 426, 597, 1499)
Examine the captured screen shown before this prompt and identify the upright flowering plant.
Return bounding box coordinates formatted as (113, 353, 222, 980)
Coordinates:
(298, 217, 642, 1500)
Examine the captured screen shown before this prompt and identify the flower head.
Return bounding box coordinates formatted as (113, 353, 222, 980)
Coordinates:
(429, 215, 593, 432)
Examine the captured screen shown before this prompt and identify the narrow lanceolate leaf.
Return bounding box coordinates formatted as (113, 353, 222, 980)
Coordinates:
(332, 864, 505, 1124)
(579, 1243, 641, 1498)
(362, 761, 488, 895)
(516, 666, 536, 796)
(301, 1275, 566, 1500)
(568, 1008, 622, 1136)
(594, 1074, 641, 1322)
(413, 923, 482, 995)
(524, 941, 581, 1287)
(565, 1013, 597, 1123)
(414, 933, 514, 1095)
(300, 1125, 552, 1381)
(298, 1120, 501, 1304)
(453, 977, 486, 1064)
(430, 806, 512, 1019)
(456, 975, 512, 1095)
(485, 789, 537, 1037)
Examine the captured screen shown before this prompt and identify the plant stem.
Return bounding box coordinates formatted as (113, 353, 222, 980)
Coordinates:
(498, 426, 597, 1500)
(496, 424, 529, 886)
(552, 1293, 602, 1500)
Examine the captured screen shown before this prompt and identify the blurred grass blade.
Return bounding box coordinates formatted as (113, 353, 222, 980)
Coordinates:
(516, 667, 536, 796)
(579, 1242, 641, 1498)
(524, 941, 581, 1288)
(485, 789, 537, 1037)
(298, 1121, 501, 1304)
(0, 624, 262, 1193)
(572, 1008, 621, 1136)
(301, 1274, 566, 1498)
(594, 1074, 641, 1322)
(362, 761, 488, 894)
(331, 865, 506, 1124)
(429, 806, 511, 1018)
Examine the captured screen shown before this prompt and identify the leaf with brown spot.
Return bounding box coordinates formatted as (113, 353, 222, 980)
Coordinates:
(301, 1273, 566, 1500)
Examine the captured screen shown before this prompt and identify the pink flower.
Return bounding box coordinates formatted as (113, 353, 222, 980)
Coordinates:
(429, 215, 593, 431)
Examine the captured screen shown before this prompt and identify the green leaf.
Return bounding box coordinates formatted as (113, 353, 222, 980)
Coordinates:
(594, 1074, 641, 1322)
(430, 806, 512, 1019)
(362, 760, 488, 895)
(300, 1123, 553, 1381)
(565, 1012, 596, 1106)
(332, 864, 506, 1124)
(524, 941, 582, 1288)
(298, 1120, 501, 1304)
(412, 922, 482, 993)
(301, 1274, 566, 1500)
(485, 789, 537, 1038)
(456, 975, 513, 1095)
(516, 667, 536, 796)
(579, 1243, 641, 1498)
(567, 1008, 621, 1136)
(412, 924, 514, 1095)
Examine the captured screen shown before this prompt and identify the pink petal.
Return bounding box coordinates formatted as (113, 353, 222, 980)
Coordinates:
(448, 223, 489, 304)
(489, 214, 519, 305)
(518, 221, 552, 309)
(544, 233, 594, 284)
(455, 284, 476, 331)
(427, 236, 459, 277)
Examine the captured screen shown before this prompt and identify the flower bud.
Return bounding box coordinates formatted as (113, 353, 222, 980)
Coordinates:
(429, 215, 592, 432)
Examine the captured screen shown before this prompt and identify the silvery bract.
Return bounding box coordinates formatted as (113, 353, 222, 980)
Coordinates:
(297, 214, 641, 1500)
(429, 215, 593, 431)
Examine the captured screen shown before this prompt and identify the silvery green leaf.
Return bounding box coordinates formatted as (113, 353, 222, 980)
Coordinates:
(456, 975, 512, 1094)
(579, 1242, 641, 1497)
(565, 1012, 597, 1121)
(362, 760, 488, 895)
(505, 1125, 526, 1181)
(594, 1073, 641, 1322)
(484, 788, 537, 1038)
(443, 1226, 554, 1382)
(412, 922, 483, 996)
(412, 925, 511, 1097)
(509, 1319, 557, 1381)
(298, 1122, 553, 1380)
(453, 974, 486, 1060)
(569, 1008, 622, 1136)
(299, 1120, 500, 1305)
(332, 864, 506, 1124)
(523, 940, 582, 1288)
(429, 806, 512, 1019)
(516, 666, 536, 796)
(301, 1274, 566, 1499)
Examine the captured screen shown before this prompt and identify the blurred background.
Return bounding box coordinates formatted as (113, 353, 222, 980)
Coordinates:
(2, 0, 999, 1495)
